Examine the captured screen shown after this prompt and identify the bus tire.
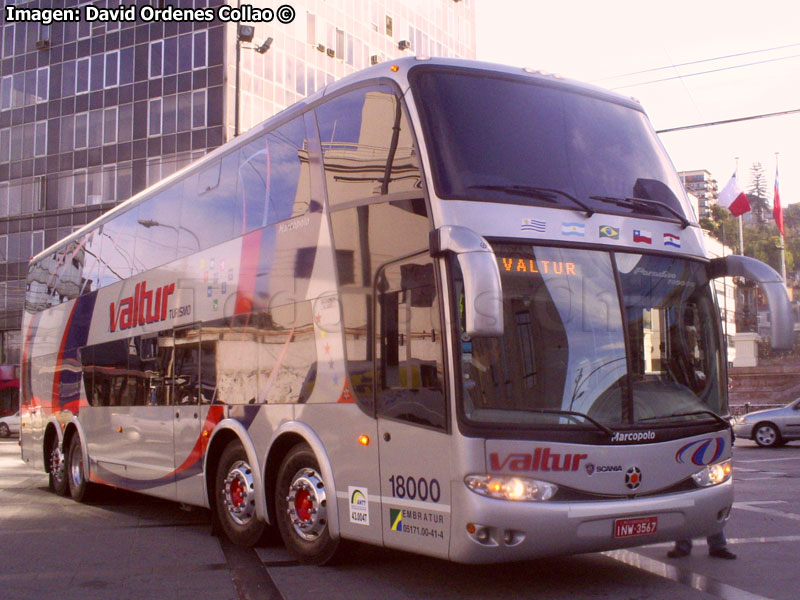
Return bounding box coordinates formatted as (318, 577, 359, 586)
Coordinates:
(275, 443, 339, 565)
(215, 442, 266, 547)
(48, 443, 69, 496)
(67, 435, 91, 502)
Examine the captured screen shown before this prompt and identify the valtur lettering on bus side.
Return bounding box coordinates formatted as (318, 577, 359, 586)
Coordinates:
(110, 281, 175, 332)
(489, 448, 588, 472)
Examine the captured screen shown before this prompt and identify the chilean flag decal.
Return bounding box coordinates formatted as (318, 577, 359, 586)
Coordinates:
(633, 229, 652, 244)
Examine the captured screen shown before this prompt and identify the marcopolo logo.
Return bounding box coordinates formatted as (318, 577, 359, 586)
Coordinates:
(675, 437, 726, 466)
(109, 281, 175, 332)
(611, 431, 656, 443)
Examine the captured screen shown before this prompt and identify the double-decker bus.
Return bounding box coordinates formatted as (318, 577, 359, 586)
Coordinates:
(20, 57, 793, 564)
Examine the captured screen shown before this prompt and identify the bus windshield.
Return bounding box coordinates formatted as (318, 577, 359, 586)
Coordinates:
(460, 245, 726, 429)
(410, 67, 696, 225)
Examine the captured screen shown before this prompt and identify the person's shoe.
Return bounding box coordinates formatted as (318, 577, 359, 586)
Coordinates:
(709, 547, 737, 560)
(667, 548, 690, 558)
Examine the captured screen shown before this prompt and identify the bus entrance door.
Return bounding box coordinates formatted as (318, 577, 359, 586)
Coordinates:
(375, 255, 452, 558)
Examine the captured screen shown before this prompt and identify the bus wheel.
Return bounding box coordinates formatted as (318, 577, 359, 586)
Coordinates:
(48, 444, 68, 496)
(275, 443, 339, 565)
(215, 442, 266, 546)
(67, 435, 91, 502)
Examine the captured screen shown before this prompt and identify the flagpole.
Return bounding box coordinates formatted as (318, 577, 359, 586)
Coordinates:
(736, 157, 745, 255)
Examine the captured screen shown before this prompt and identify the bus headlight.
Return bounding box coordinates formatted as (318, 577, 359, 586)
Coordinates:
(691, 459, 732, 487)
(464, 474, 557, 501)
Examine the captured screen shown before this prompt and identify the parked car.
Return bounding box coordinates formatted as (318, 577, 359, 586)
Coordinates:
(733, 399, 800, 447)
(0, 410, 19, 438)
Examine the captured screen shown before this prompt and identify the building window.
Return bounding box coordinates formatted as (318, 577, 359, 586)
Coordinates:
(1, 23, 13, 59)
(34, 121, 47, 157)
(103, 107, 117, 145)
(177, 92, 191, 132)
(192, 90, 206, 129)
(0, 129, 9, 163)
(149, 98, 162, 136)
(162, 95, 176, 134)
(73, 170, 87, 206)
(336, 28, 344, 58)
(88, 110, 103, 147)
(179, 33, 193, 72)
(87, 169, 103, 205)
(386, 15, 393, 37)
(147, 158, 161, 186)
(0, 184, 7, 219)
(105, 50, 119, 88)
(90, 53, 104, 92)
(118, 104, 133, 143)
(59, 117, 74, 153)
(76, 57, 90, 94)
(0, 76, 10, 110)
(77, 18, 92, 40)
(150, 40, 164, 78)
(58, 174, 73, 209)
(307, 12, 316, 44)
(74, 112, 88, 149)
(101, 166, 116, 204)
(32, 231, 44, 257)
(193, 30, 207, 69)
(120, 47, 134, 85)
(36, 67, 49, 103)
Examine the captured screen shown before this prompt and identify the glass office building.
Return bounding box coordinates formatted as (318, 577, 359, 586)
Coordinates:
(0, 0, 477, 373)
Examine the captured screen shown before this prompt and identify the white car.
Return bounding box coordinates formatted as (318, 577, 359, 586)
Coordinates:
(0, 411, 19, 438)
(733, 399, 800, 447)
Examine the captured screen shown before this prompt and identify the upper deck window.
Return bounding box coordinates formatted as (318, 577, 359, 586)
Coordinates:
(409, 67, 696, 226)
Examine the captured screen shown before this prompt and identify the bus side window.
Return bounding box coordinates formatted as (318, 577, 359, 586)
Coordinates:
(375, 255, 446, 430)
(174, 340, 200, 405)
(237, 115, 311, 233)
(181, 152, 238, 251)
(315, 85, 422, 205)
(135, 181, 181, 266)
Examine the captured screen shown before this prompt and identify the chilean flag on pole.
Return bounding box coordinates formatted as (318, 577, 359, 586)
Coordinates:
(718, 172, 751, 217)
(774, 165, 785, 236)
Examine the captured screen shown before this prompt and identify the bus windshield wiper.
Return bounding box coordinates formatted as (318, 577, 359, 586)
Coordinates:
(640, 410, 729, 427)
(470, 185, 594, 218)
(588, 195, 690, 229)
(524, 408, 616, 437)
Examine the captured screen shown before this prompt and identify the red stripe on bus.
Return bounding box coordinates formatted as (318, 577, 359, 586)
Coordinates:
(20, 314, 39, 410)
(234, 230, 263, 315)
(172, 405, 225, 476)
(51, 302, 79, 412)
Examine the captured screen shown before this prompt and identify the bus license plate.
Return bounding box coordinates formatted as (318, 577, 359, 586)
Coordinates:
(614, 516, 658, 538)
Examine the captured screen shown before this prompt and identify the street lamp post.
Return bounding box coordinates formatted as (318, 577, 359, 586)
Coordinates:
(234, 23, 273, 138)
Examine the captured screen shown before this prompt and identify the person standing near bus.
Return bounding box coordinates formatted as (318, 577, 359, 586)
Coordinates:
(667, 532, 736, 559)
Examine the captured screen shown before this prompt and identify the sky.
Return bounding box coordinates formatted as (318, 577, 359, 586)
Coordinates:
(474, 0, 800, 208)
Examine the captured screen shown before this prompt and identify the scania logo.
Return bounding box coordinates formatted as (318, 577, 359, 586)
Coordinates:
(675, 437, 725, 466)
(585, 464, 623, 475)
(625, 467, 642, 490)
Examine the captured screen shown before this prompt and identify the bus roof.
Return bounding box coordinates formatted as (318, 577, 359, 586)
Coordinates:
(31, 56, 644, 265)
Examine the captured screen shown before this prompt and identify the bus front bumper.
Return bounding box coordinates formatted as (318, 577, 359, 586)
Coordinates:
(448, 479, 733, 564)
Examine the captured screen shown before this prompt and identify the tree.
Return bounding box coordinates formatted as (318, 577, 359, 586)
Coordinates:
(748, 162, 769, 223)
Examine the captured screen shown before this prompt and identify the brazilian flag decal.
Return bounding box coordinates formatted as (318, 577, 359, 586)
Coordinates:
(599, 225, 620, 240)
(390, 508, 403, 531)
